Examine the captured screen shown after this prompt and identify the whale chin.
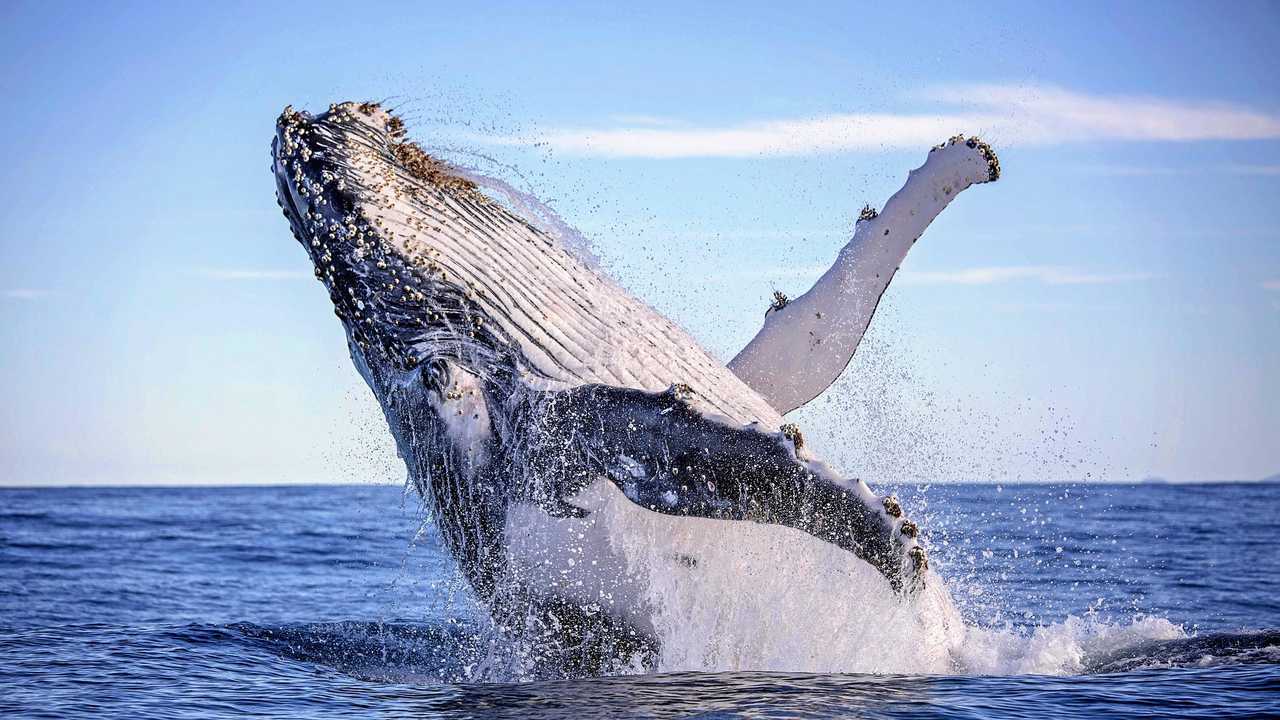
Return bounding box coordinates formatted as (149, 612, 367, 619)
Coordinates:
(271, 100, 972, 674)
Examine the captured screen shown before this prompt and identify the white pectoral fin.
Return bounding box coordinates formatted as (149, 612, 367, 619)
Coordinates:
(728, 137, 1000, 414)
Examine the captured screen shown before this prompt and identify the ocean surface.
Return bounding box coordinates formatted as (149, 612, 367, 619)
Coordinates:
(1, 482, 1277, 718)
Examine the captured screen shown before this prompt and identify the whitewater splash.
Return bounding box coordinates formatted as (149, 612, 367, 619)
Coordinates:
(231, 614, 1201, 682)
(272, 100, 1179, 678)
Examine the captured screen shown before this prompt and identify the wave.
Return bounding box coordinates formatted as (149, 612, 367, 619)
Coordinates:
(1084, 629, 1280, 673)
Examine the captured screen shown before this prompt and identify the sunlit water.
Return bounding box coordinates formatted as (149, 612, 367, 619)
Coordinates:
(2, 483, 1277, 718)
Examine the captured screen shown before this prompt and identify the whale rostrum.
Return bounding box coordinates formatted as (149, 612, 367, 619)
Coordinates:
(272, 101, 997, 666)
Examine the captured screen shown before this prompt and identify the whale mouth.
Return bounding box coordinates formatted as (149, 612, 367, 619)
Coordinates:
(271, 103, 524, 379)
(271, 103, 430, 372)
(271, 101, 931, 605)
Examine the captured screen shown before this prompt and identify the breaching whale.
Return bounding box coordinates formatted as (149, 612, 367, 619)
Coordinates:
(271, 102, 999, 674)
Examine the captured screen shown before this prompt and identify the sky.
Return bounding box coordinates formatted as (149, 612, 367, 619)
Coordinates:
(0, 1, 1277, 486)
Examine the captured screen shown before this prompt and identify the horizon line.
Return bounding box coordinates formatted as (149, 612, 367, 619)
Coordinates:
(2, 478, 1275, 490)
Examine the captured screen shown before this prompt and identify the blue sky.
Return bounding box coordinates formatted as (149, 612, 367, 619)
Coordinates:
(1, 1, 1277, 485)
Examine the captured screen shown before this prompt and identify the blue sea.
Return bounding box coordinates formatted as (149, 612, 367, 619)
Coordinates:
(1, 482, 1277, 718)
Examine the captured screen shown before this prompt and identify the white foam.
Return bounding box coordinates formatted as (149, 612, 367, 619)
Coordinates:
(503, 469, 1186, 677)
(954, 615, 1185, 676)
(634, 540, 1185, 677)
(507, 479, 958, 675)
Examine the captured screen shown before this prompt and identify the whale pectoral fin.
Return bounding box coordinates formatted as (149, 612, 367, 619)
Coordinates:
(729, 137, 1000, 414)
(525, 384, 927, 593)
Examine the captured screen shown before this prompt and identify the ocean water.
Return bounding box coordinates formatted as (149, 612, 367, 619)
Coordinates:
(1, 482, 1277, 718)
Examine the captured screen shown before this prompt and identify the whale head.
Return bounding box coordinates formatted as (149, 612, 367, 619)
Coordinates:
(272, 102, 521, 397)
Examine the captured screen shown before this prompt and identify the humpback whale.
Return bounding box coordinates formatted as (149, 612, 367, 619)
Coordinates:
(271, 102, 999, 674)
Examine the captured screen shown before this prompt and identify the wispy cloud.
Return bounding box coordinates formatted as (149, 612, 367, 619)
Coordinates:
(492, 84, 1280, 158)
(1068, 163, 1280, 177)
(1226, 164, 1280, 176)
(608, 114, 683, 127)
(4, 288, 50, 300)
(496, 112, 989, 158)
(198, 269, 311, 281)
(1067, 165, 1192, 177)
(934, 84, 1280, 143)
(1263, 279, 1280, 291)
(900, 266, 1155, 286)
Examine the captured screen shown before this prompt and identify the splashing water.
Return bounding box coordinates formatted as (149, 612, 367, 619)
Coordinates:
(440, 148, 603, 270)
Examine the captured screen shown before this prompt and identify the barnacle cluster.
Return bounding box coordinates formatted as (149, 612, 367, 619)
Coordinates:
(931, 133, 1001, 183)
(769, 290, 790, 312)
(779, 422, 805, 450)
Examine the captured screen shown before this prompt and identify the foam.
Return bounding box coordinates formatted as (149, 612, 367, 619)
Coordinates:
(511, 481, 1187, 677)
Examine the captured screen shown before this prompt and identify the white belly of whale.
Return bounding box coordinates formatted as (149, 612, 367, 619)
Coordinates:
(505, 479, 966, 674)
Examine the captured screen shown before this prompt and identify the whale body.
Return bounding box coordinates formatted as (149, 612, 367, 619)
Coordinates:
(271, 101, 998, 675)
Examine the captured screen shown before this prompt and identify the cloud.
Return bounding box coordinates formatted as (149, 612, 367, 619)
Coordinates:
(934, 84, 1280, 144)
(1263, 279, 1280, 291)
(608, 114, 683, 127)
(491, 84, 1280, 158)
(899, 266, 1155, 286)
(4, 288, 50, 300)
(1225, 164, 1280, 176)
(495, 112, 990, 158)
(198, 269, 311, 281)
(1067, 165, 1192, 177)
(1068, 163, 1280, 177)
